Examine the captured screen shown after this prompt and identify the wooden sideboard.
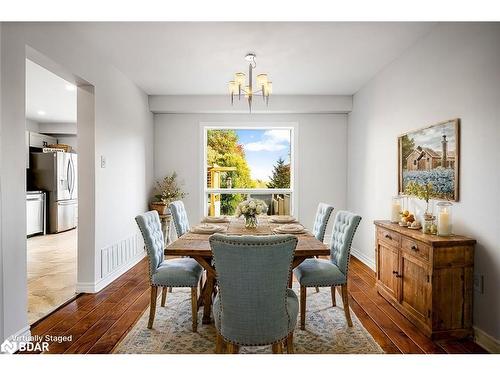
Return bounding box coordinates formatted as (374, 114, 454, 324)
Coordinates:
(374, 220, 476, 339)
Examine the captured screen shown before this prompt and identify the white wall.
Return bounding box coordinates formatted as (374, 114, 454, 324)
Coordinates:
(154, 113, 348, 237)
(347, 23, 500, 343)
(0, 23, 153, 341)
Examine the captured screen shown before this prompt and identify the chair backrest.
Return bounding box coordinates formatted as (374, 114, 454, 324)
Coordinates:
(209, 234, 298, 345)
(312, 203, 334, 242)
(135, 211, 164, 280)
(169, 200, 190, 237)
(329, 210, 362, 275)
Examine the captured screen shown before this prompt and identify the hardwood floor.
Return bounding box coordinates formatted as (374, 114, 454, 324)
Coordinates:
(23, 256, 488, 354)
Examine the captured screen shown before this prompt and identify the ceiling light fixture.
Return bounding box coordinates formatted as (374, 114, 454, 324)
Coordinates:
(37, 110, 46, 116)
(228, 53, 272, 113)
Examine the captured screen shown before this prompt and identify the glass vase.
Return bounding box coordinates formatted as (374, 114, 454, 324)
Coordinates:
(245, 215, 258, 229)
(436, 201, 453, 236)
(391, 196, 403, 223)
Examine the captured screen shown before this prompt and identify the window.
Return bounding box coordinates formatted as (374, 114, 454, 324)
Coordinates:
(203, 125, 295, 217)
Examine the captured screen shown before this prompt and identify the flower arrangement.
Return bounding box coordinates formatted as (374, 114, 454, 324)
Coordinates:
(150, 172, 187, 215)
(235, 198, 268, 228)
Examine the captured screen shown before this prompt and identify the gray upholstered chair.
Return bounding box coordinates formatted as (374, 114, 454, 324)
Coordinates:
(135, 210, 203, 332)
(293, 210, 361, 329)
(312, 203, 334, 242)
(311, 203, 334, 292)
(209, 234, 299, 354)
(169, 200, 190, 238)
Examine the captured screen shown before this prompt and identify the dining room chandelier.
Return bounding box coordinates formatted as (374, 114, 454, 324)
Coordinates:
(228, 53, 272, 112)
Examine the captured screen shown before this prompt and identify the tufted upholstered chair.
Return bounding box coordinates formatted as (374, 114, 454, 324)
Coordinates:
(169, 200, 190, 238)
(293, 211, 361, 329)
(312, 203, 334, 242)
(209, 234, 299, 354)
(135, 211, 203, 332)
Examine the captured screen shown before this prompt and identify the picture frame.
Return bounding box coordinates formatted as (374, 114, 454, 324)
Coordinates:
(398, 118, 460, 201)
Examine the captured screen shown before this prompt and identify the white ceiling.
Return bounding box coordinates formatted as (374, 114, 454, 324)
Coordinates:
(26, 59, 77, 123)
(71, 22, 436, 95)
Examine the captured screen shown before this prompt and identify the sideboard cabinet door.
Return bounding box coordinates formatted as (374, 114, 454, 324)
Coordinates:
(400, 252, 431, 328)
(376, 241, 400, 300)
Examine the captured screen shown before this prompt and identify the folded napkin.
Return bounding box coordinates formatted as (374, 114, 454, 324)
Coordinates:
(190, 223, 226, 234)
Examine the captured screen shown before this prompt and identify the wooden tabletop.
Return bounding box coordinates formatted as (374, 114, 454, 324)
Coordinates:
(374, 220, 476, 247)
(166, 216, 330, 257)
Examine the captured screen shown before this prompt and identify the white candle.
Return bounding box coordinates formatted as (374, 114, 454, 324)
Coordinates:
(438, 211, 451, 236)
(391, 203, 401, 223)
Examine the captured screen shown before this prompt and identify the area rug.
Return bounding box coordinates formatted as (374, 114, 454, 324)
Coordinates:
(113, 284, 384, 354)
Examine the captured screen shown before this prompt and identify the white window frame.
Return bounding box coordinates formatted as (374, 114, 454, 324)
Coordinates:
(200, 122, 299, 218)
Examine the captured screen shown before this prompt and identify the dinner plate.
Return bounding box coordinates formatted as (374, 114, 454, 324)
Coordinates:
(269, 216, 297, 223)
(273, 223, 306, 234)
(202, 216, 230, 223)
(190, 224, 226, 234)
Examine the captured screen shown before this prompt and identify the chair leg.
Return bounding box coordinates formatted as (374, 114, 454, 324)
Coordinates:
(341, 284, 353, 327)
(272, 342, 283, 354)
(315, 286, 320, 293)
(147, 286, 158, 329)
(226, 343, 240, 354)
(161, 287, 168, 307)
(300, 286, 306, 330)
(330, 286, 336, 307)
(215, 332, 226, 354)
(286, 332, 294, 354)
(191, 287, 198, 332)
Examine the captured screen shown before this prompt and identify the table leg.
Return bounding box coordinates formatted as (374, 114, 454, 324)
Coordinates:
(202, 274, 216, 324)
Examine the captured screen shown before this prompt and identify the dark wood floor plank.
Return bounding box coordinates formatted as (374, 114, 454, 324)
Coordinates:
(87, 311, 143, 354)
(349, 296, 401, 354)
(349, 282, 424, 353)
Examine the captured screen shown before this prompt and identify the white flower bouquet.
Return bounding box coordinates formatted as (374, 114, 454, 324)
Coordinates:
(235, 198, 268, 228)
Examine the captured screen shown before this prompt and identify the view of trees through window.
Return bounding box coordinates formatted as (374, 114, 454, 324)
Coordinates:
(206, 128, 292, 216)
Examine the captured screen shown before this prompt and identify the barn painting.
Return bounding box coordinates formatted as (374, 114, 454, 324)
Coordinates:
(398, 119, 460, 201)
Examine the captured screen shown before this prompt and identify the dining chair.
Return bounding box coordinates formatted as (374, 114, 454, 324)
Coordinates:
(312, 203, 334, 242)
(311, 203, 334, 292)
(293, 210, 361, 330)
(169, 200, 190, 238)
(209, 234, 299, 354)
(135, 210, 203, 332)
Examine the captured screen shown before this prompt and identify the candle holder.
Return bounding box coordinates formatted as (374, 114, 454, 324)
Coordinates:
(436, 201, 453, 236)
(391, 195, 403, 223)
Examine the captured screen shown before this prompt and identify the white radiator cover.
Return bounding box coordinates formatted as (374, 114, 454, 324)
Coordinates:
(101, 233, 144, 279)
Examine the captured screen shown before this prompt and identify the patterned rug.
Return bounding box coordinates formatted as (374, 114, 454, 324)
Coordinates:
(113, 284, 384, 354)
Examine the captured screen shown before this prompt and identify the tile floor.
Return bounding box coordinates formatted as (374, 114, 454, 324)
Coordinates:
(27, 228, 77, 324)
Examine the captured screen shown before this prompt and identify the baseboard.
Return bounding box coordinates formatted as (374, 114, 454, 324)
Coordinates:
(1, 326, 31, 354)
(351, 247, 376, 271)
(474, 326, 500, 353)
(76, 251, 146, 293)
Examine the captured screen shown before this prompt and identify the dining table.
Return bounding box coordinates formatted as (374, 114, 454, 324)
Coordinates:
(164, 215, 330, 324)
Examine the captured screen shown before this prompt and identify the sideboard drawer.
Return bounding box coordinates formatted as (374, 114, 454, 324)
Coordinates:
(401, 236, 430, 262)
(377, 227, 401, 248)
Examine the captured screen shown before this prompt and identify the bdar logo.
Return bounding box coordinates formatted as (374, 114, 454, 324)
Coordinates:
(1, 339, 18, 354)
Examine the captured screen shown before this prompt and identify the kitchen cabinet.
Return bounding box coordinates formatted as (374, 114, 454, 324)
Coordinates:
(29, 132, 57, 149)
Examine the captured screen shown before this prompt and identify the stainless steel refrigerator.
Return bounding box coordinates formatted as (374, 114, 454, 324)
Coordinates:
(30, 152, 78, 233)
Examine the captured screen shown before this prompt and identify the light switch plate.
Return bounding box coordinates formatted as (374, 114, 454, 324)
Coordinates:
(100, 155, 106, 168)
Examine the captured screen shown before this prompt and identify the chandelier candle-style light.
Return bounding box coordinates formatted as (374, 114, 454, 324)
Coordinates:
(228, 53, 272, 112)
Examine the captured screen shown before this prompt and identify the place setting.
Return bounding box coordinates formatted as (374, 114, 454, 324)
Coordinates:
(189, 223, 227, 234)
(272, 223, 308, 235)
(268, 215, 297, 224)
(202, 215, 231, 223)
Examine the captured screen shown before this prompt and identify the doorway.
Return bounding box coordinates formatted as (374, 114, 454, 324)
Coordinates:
(25, 58, 79, 324)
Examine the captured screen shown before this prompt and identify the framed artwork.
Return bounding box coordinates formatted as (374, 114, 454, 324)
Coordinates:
(398, 118, 460, 201)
